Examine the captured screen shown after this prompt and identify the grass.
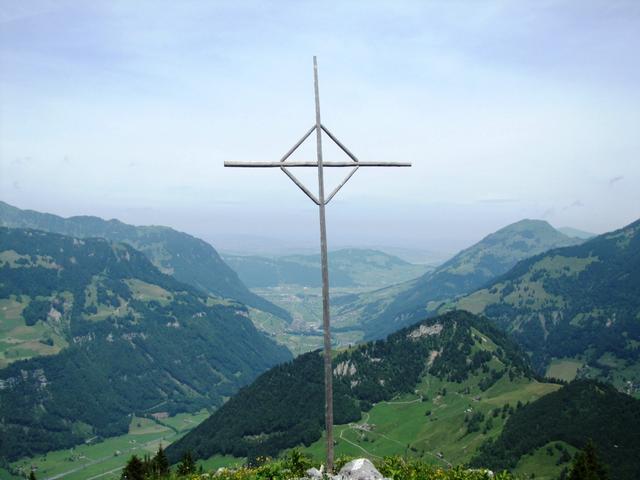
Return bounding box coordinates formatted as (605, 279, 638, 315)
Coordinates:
(589, 354, 640, 398)
(0, 296, 68, 367)
(129, 416, 171, 436)
(82, 278, 132, 322)
(125, 279, 173, 304)
(0, 250, 59, 269)
(513, 441, 577, 480)
(545, 358, 583, 382)
(7, 411, 210, 480)
(301, 372, 559, 469)
(456, 289, 500, 316)
(530, 255, 597, 279)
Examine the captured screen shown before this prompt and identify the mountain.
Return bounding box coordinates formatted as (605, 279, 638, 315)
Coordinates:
(471, 380, 640, 480)
(0, 227, 291, 460)
(0, 201, 290, 322)
(557, 226, 596, 240)
(450, 219, 640, 391)
(334, 219, 582, 340)
(222, 249, 428, 289)
(166, 310, 537, 463)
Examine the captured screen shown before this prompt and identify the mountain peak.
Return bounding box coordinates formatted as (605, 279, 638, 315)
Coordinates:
(335, 217, 583, 342)
(453, 218, 640, 389)
(490, 218, 560, 237)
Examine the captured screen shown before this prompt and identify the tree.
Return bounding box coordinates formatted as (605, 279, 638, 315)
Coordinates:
(568, 441, 609, 480)
(177, 451, 196, 475)
(153, 444, 170, 477)
(121, 455, 145, 480)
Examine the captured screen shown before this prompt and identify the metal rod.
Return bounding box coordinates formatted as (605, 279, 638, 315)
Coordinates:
(225, 161, 411, 167)
(321, 124, 359, 163)
(279, 125, 316, 163)
(314, 55, 334, 475)
(221, 56, 411, 474)
(325, 165, 359, 205)
(280, 166, 321, 205)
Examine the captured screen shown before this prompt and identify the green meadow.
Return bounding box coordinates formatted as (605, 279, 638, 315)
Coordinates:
(545, 358, 583, 382)
(299, 373, 560, 474)
(0, 296, 68, 368)
(3, 411, 210, 480)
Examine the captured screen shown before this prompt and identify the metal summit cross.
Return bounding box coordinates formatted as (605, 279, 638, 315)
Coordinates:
(224, 56, 411, 472)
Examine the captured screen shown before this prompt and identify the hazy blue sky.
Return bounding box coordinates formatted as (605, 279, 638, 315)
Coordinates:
(1, 1, 639, 254)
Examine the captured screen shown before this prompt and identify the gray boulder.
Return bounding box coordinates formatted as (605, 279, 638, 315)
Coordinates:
(305, 467, 323, 479)
(334, 458, 384, 480)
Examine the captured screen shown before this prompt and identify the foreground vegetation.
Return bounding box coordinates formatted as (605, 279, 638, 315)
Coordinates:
(122, 449, 511, 480)
(113, 444, 609, 480)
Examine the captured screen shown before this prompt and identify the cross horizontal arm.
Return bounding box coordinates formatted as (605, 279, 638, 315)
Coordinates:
(224, 161, 411, 168)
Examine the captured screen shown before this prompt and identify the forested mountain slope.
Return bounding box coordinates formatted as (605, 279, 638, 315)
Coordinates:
(0, 201, 290, 321)
(451, 218, 640, 389)
(334, 220, 581, 340)
(471, 380, 640, 480)
(0, 227, 291, 460)
(167, 310, 534, 463)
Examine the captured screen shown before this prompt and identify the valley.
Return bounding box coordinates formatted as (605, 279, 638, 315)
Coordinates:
(2, 203, 639, 479)
(222, 249, 430, 290)
(237, 249, 433, 354)
(3, 411, 210, 480)
(248, 286, 373, 354)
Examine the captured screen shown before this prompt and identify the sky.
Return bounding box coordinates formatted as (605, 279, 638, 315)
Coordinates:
(1, 1, 639, 255)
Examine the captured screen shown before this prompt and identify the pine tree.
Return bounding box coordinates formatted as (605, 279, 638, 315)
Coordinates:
(177, 451, 196, 475)
(153, 444, 170, 477)
(121, 455, 146, 480)
(568, 441, 609, 480)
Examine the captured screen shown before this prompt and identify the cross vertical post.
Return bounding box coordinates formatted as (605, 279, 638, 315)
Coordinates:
(224, 57, 411, 474)
(312, 56, 335, 473)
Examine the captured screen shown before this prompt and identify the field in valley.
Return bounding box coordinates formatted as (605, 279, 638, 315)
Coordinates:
(3, 411, 210, 480)
(249, 286, 368, 355)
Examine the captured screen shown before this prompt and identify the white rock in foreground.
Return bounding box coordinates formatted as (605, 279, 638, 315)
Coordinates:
(305, 467, 323, 479)
(333, 458, 387, 480)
